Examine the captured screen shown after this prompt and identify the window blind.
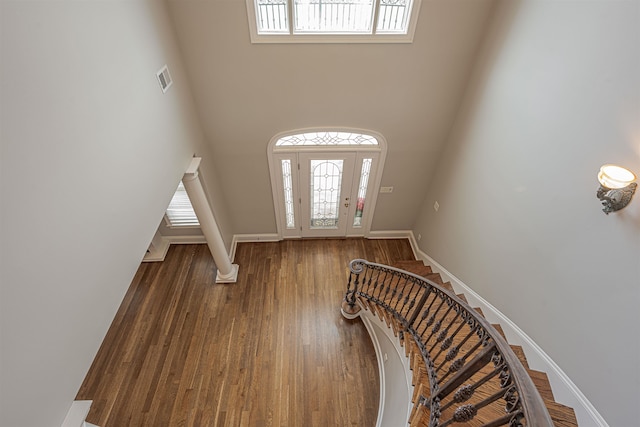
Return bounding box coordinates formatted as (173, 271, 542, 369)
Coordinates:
(165, 181, 200, 227)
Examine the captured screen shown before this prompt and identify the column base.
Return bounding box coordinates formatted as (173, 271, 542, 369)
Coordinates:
(216, 264, 239, 283)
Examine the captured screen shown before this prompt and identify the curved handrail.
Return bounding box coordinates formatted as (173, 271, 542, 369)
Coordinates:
(343, 259, 553, 427)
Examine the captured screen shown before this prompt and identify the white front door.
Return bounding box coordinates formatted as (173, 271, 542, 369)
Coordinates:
(271, 151, 380, 238)
(299, 152, 356, 237)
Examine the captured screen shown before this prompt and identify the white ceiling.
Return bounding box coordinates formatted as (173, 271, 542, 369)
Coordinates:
(165, 0, 497, 232)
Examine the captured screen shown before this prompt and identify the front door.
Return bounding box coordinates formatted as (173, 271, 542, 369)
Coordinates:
(299, 152, 356, 237)
(271, 150, 380, 238)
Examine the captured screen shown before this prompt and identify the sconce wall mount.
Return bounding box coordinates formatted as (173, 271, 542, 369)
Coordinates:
(596, 164, 637, 214)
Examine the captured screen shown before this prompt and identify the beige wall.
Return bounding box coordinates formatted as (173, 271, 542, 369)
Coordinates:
(0, 1, 226, 425)
(165, 0, 496, 235)
(413, 1, 639, 425)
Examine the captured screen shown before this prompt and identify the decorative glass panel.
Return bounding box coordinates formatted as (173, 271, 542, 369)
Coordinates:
(376, 0, 411, 33)
(293, 0, 374, 33)
(310, 160, 343, 228)
(353, 158, 372, 226)
(256, 0, 289, 33)
(276, 131, 378, 146)
(281, 159, 296, 229)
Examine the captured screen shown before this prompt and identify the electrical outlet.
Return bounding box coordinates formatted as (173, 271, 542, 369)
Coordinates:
(380, 186, 394, 193)
(417, 234, 422, 241)
(434, 201, 439, 212)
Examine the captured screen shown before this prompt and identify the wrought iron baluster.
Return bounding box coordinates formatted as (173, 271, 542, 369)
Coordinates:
(341, 259, 553, 427)
(391, 274, 411, 312)
(423, 300, 455, 345)
(416, 295, 447, 337)
(431, 310, 468, 361)
(410, 287, 439, 332)
(437, 336, 490, 383)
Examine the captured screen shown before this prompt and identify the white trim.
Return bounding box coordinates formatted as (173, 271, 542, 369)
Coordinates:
(367, 230, 413, 239)
(410, 235, 608, 427)
(61, 400, 92, 427)
(142, 235, 208, 262)
(358, 312, 386, 427)
(350, 303, 413, 427)
(367, 230, 419, 258)
(216, 263, 239, 283)
(230, 233, 281, 262)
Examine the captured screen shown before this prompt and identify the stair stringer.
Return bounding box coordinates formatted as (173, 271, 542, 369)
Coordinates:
(61, 400, 96, 427)
(345, 301, 414, 427)
(411, 242, 608, 427)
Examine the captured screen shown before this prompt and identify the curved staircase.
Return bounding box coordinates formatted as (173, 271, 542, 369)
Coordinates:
(343, 259, 579, 427)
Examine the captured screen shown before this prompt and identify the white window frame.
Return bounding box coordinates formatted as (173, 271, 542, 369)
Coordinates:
(246, 0, 422, 43)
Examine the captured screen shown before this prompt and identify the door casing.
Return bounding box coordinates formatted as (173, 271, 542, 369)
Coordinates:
(268, 130, 386, 239)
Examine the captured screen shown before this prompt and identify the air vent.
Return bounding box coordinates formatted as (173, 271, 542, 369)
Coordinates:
(156, 65, 173, 93)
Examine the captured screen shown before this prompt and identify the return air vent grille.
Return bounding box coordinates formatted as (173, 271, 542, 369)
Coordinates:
(157, 65, 173, 93)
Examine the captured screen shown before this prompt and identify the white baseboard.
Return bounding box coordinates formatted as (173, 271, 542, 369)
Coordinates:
(227, 231, 416, 263)
(409, 236, 608, 427)
(142, 235, 207, 262)
(367, 229, 413, 239)
(61, 400, 92, 427)
(229, 233, 282, 262)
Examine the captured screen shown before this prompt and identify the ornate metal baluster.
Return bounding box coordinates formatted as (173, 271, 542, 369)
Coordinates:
(435, 328, 485, 377)
(410, 288, 439, 332)
(429, 303, 463, 355)
(423, 299, 455, 345)
(416, 295, 447, 337)
(398, 275, 422, 316)
(391, 274, 410, 312)
(342, 259, 553, 427)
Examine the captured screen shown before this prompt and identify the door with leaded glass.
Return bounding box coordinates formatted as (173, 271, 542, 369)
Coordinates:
(269, 130, 385, 239)
(298, 153, 356, 237)
(272, 151, 380, 238)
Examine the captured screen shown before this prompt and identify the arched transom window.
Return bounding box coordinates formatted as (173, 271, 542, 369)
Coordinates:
(275, 131, 379, 147)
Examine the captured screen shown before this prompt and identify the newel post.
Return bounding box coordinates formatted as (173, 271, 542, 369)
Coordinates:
(182, 157, 239, 283)
(341, 259, 365, 319)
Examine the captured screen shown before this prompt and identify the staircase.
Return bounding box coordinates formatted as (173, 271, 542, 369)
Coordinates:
(343, 259, 578, 427)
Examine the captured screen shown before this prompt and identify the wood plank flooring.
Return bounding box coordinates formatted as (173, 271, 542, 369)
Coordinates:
(77, 238, 415, 426)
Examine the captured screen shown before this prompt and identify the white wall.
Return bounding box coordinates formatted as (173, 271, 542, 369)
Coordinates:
(0, 1, 222, 425)
(413, 1, 639, 425)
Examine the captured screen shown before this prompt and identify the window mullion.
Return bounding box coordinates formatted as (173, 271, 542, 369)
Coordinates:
(371, 0, 380, 34)
(288, 0, 294, 34)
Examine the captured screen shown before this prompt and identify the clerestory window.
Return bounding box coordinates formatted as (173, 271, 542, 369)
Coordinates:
(246, 0, 421, 43)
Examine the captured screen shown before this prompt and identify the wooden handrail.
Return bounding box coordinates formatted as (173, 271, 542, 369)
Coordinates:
(343, 259, 553, 427)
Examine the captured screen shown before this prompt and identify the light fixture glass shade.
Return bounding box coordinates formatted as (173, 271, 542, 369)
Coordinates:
(597, 164, 636, 189)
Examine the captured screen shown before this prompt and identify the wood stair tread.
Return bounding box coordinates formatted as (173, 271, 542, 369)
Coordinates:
(368, 259, 579, 427)
(509, 344, 530, 369)
(544, 398, 579, 427)
(528, 368, 555, 400)
(394, 260, 433, 274)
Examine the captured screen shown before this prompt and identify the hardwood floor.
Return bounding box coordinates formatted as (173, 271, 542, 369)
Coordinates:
(77, 238, 415, 426)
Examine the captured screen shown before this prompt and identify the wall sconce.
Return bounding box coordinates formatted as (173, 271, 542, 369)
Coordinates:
(596, 164, 637, 214)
